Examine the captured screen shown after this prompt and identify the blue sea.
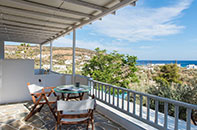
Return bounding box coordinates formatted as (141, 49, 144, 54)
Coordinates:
(137, 60, 197, 67)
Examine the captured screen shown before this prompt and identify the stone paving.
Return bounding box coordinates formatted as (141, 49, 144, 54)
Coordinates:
(0, 101, 125, 130)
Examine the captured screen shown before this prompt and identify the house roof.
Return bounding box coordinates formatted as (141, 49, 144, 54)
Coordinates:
(0, 0, 137, 44)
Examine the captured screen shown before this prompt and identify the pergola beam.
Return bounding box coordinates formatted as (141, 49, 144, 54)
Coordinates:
(0, 19, 63, 32)
(42, 0, 137, 44)
(2, 13, 72, 27)
(0, 24, 59, 34)
(0, 5, 81, 22)
(0, 37, 44, 44)
(3, 0, 92, 18)
(0, 19, 65, 30)
(0, 30, 52, 38)
(0, 28, 55, 36)
(63, 0, 108, 11)
(0, 34, 48, 41)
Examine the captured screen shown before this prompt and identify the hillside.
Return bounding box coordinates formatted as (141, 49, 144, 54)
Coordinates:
(5, 45, 95, 74)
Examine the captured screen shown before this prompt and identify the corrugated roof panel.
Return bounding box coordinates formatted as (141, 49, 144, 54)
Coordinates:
(0, 0, 137, 44)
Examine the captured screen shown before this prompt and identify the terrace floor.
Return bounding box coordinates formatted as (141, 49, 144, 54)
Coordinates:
(0, 101, 125, 130)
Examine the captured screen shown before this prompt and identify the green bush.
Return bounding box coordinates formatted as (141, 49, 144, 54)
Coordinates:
(82, 48, 138, 89)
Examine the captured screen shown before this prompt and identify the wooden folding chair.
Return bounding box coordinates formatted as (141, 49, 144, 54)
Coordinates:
(55, 96, 96, 130)
(24, 83, 59, 121)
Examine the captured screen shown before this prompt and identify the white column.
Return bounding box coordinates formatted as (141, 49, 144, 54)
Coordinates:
(40, 44, 42, 69)
(50, 41, 53, 71)
(0, 41, 4, 59)
(72, 29, 76, 84)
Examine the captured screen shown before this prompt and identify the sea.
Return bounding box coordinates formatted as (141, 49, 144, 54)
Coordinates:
(137, 60, 197, 67)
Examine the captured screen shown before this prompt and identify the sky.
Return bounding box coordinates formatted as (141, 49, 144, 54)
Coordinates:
(6, 0, 197, 60)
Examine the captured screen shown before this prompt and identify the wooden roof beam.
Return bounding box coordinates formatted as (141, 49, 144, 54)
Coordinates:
(2, 13, 72, 27)
(62, 0, 108, 11)
(0, 5, 81, 22)
(4, 0, 92, 18)
(0, 19, 63, 31)
(0, 25, 59, 34)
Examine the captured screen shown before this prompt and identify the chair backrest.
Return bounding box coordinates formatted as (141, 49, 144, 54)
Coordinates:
(27, 83, 44, 94)
(57, 99, 95, 111)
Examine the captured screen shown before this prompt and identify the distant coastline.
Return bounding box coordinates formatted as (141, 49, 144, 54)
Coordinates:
(137, 60, 197, 67)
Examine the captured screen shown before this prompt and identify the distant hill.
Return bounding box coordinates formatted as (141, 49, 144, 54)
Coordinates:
(5, 45, 95, 73)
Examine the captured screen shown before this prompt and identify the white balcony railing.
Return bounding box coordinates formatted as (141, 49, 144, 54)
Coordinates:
(88, 79, 197, 130)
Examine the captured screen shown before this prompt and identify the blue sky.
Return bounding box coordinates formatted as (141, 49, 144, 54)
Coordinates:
(6, 0, 197, 60)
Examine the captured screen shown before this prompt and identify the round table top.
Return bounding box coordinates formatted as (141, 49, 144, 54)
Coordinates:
(54, 84, 90, 94)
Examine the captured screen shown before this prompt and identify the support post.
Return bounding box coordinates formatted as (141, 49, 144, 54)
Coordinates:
(40, 44, 42, 69)
(0, 41, 4, 59)
(72, 29, 76, 84)
(50, 41, 53, 71)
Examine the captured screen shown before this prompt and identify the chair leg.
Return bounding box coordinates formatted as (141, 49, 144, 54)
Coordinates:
(91, 119, 94, 130)
(37, 104, 44, 112)
(24, 103, 38, 121)
(47, 103, 57, 120)
(87, 120, 89, 130)
(55, 123, 58, 130)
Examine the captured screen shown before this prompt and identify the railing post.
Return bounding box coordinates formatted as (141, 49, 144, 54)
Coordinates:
(95, 82, 97, 98)
(122, 89, 124, 110)
(98, 83, 100, 99)
(113, 87, 115, 105)
(155, 100, 159, 124)
(127, 91, 130, 112)
(105, 85, 107, 102)
(147, 97, 150, 121)
(102, 84, 104, 100)
(164, 102, 168, 129)
(93, 82, 96, 96)
(109, 86, 111, 104)
(140, 95, 143, 117)
(186, 108, 191, 130)
(133, 93, 136, 115)
(174, 105, 179, 130)
(117, 88, 119, 108)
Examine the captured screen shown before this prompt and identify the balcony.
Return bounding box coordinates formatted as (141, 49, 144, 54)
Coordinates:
(0, 62, 196, 130)
(0, 0, 197, 129)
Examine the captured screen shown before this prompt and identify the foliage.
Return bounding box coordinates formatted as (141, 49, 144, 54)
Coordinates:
(82, 48, 138, 88)
(15, 43, 34, 59)
(147, 83, 197, 120)
(154, 64, 182, 86)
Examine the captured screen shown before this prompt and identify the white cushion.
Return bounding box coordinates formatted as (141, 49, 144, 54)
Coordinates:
(63, 110, 88, 115)
(57, 99, 95, 111)
(28, 84, 43, 94)
(61, 117, 89, 122)
(40, 96, 57, 103)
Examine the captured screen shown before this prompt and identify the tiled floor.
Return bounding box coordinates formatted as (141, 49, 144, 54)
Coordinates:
(0, 101, 125, 130)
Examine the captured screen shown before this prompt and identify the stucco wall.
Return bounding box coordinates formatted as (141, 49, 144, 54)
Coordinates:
(0, 59, 34, 104)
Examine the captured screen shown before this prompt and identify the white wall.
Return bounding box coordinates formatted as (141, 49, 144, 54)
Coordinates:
(0, 59, 34, 104)
(33, 74, 65, 87)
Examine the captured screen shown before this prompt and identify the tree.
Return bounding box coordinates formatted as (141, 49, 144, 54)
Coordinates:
(147, 64, 197, 121)
(82, 48, 138, 88)
(154, 64, 182, 86)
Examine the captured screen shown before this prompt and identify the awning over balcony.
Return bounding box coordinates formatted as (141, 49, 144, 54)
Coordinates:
(0, 0, 137, 44)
